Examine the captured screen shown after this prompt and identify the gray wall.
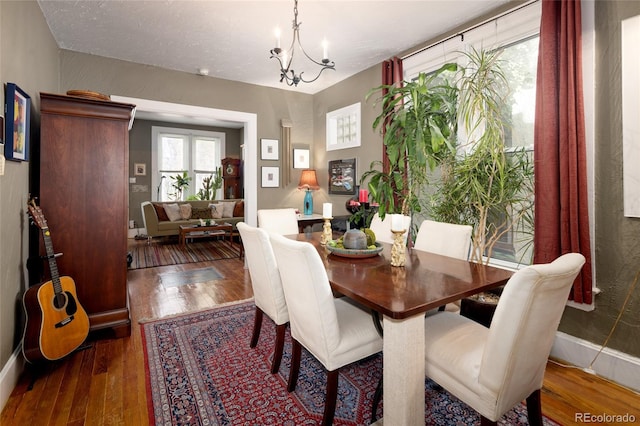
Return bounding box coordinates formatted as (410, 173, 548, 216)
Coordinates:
(58, 50, 316, 213)
(2, 0, 640, 389)
(0, 0, 59, 370)
(557, 0, 640, 356)
(128, 119, 242, 228)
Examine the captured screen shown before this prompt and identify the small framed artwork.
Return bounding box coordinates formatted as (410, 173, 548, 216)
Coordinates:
(328, 158, 356, 195)
(134, 163, 146, 176)
(4, 83, 31, 162)
(261, 138, 279, 160)
(261, 166, 280, 187)
(293, 148, 310, 169)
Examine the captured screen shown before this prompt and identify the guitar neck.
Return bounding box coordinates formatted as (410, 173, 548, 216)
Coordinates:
(41, 227, 63, 294)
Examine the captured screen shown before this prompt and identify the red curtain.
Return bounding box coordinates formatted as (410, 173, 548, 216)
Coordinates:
(381, 57, 403, 174)
(534, 0, 593, 303)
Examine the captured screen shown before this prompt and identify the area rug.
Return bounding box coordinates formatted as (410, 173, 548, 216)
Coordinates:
(129, 239, 240, 269)
(141, 300, 560, 425)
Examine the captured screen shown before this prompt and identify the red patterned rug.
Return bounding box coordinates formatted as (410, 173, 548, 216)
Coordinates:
(141, 300, 560, 425)
(129, 238, 240, 269)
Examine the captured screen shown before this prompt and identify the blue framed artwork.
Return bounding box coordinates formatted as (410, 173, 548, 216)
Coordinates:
(4, 82, 31, 162)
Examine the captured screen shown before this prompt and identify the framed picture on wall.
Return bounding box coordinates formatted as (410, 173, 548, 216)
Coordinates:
(328, 158, 356, 195)
(134, 163, 146, 176)
(4, 83, 31, 162)
(261, 138, 279, 160)
(261, 166, 280, 187)
(293, 148, 310, 169)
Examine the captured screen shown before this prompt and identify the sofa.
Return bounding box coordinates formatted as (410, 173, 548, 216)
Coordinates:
(141, 199, 244, 239)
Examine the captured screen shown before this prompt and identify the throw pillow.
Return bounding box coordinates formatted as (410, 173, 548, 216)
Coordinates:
(191, 207, 213, 219)
(209, 203, 224, 219)
(221, 201, 236, 218)
(153, 203, 170, 222)
(164, 203, 182, 222)
(233, 200, 244, 217)
(179, 203, 192, 220)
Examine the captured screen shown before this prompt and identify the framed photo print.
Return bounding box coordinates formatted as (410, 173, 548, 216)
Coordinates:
(134, 163, 146, 176)
(261, 166, 280, 187)
(293, 148, 310, 169)
(261, 138, 279, 160)
(4, 83, 31, 162)
(328, 158, 356, 195)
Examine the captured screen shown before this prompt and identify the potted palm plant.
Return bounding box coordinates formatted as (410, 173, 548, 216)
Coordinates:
(170, 171, 192, 201)
(362, 63, 459, 221)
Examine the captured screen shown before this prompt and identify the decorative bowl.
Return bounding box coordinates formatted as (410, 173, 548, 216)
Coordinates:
(326, 241, 383, 258)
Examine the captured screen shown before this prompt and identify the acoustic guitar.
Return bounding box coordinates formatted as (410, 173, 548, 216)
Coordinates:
(22, 200, 90, 363)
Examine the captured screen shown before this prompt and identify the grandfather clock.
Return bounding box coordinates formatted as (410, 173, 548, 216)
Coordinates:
(222, 158, 242, 199)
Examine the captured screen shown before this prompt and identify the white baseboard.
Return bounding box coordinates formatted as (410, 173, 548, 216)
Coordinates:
(551, 331, 640, 393)
(128, 227, 146, 239)
(0, 348, 25, 413)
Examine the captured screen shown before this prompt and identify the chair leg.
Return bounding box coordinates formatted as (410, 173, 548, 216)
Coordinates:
(526, 389, 543, 426)
(480, 416, 497, 426)
(371, 376, 383, 422)
(287, 339, 302, 392)
(271, 323, 287, 374)
(250, 307, 263, 348)
(322, 370, 340, 426)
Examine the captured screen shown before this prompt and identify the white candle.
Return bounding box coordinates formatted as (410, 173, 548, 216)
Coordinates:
(275, 28, 281, 48)
(322, 39, 328, 60)
(391, 214, 404, 232)
(323, 203, 332, 219)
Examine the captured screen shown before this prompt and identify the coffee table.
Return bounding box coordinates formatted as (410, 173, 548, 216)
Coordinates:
(179, 223, 233, 247)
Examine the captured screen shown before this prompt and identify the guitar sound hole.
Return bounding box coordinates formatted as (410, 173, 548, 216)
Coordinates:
(53, 292, 67, 310)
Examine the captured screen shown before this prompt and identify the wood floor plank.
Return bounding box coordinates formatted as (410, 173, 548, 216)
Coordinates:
(2, 238, 639, 425)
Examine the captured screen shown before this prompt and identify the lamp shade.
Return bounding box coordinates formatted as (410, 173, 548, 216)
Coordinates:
(298, 169, 320, 190)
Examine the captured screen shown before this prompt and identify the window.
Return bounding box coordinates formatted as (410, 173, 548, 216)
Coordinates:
(152, 126, 225, 201)
(404, 2, 541, 266)
(326, 102, 361, 151)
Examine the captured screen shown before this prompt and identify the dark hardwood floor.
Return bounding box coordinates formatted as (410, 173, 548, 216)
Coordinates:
(2, 238, 638, 425)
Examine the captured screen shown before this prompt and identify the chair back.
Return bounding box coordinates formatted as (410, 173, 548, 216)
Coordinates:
(237, 222, 288, 325)
(257, 208, 299, 235)
(369, 213, 411, 244)
(269, 234, 341, 365)
(480, 253, 585, 413)
(414, 219, 472, 260)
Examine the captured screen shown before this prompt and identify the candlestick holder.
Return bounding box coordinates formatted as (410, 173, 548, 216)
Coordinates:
(390, 229, 407, 267)
(320, 218, 333, 245)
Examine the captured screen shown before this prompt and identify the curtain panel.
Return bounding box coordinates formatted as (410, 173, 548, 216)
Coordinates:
(533, 0, 593, 303)
(381, 57, 403, 174)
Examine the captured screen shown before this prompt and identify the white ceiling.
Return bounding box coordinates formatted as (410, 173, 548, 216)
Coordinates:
(37, 0, 511, 96)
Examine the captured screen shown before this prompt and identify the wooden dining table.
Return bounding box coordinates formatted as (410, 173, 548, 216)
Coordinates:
(288, 232, 514, 425)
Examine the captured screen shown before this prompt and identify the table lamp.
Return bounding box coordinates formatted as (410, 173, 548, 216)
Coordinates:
(298, 169, 320, 215)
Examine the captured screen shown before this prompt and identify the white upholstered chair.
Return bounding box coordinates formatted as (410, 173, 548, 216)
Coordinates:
(269, 233, 383, 426)
(414, 219, 473, 260)
(236, 222, 288, 374)
(368, 212, 411, 244)
(422, 253, 585, 425)
(257, 208, 299, 235)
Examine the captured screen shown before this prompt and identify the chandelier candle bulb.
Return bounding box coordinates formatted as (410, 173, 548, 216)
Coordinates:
(275, 28, 281, 48)
(323, 203, 333, 219)
(322, 39, 328, 60)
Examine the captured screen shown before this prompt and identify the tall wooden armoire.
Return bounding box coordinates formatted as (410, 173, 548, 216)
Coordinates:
(39, 92, 135, 338)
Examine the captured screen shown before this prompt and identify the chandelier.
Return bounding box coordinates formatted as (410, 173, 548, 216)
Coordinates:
(269, 0, 335, 86)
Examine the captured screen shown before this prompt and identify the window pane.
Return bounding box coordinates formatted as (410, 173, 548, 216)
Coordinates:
(194, 137, 219, 171)
(500, 36, 538, 150)
(160, 135, 186, 170)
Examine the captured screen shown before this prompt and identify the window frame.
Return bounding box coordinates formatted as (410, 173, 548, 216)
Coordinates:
(151, 126, 226, 201)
